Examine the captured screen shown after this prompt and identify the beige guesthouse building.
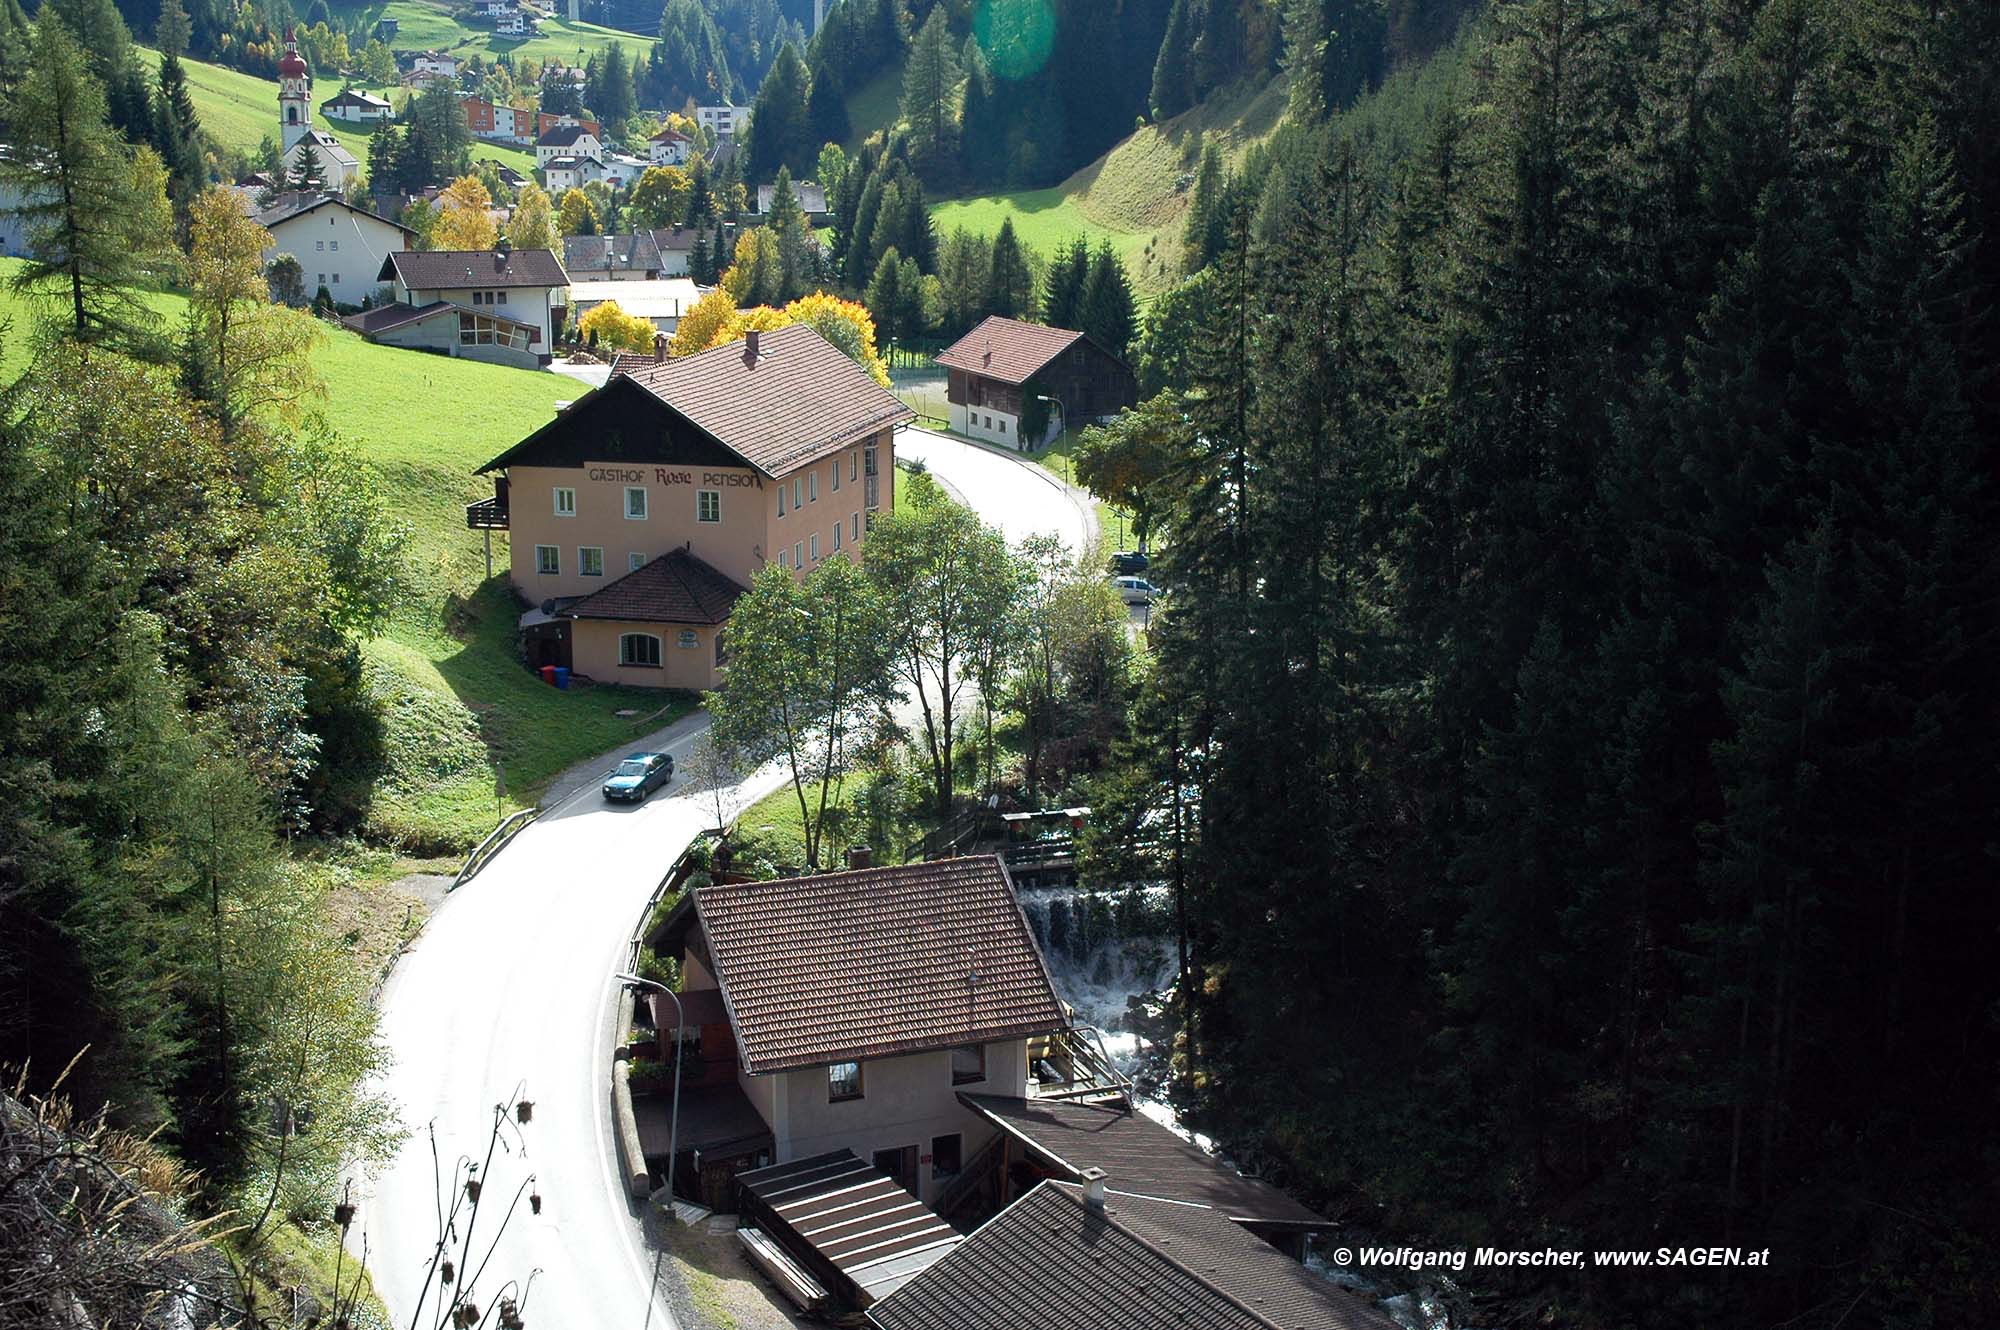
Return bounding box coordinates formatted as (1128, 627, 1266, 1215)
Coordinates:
(469, 324, 911, 688)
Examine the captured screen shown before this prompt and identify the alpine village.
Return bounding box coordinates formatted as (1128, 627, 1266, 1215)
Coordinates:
(0, 0, 1996, 1328)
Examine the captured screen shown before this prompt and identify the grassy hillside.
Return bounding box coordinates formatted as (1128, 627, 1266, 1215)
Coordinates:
(332, 0, 658, 66)
(929, 75, 1289, 295)
(140, 44, 545, 179)
(842, 62, 904, 150)
(0, 261, 689, 850)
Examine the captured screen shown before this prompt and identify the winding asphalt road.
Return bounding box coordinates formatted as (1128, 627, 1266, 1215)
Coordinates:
(359, 426, 1092, 1330)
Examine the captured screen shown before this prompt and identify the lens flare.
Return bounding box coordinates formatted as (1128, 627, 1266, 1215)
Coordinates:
(975, 0, 1057, 81)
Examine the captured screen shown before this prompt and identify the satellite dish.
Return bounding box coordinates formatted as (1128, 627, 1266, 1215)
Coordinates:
(541, 599, 557, 616)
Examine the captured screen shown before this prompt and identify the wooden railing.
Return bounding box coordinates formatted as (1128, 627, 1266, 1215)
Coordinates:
(465, 496, 510, 529)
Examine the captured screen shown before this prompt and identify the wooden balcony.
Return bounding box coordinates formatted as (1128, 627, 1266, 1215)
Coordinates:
(465, 496, 509, 529)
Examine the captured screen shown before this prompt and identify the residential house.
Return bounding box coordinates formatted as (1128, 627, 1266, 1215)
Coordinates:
(257, 192, 412, 302)
(696, 104, 747, 137)
(568, 278, 704, 332)
(598, 152, 651, 190)
(411, 50, 459, 80)
(647, 125, 691, 166)
(536, 123, 601, 166)
(647, 225, 710, 277)
(563, 232, 663, 281)
(934, 315, 1137, 449)
(648, 856, 1072, 1210)
(470, 323, 907, 685)
(535, 111, 598, 140)
(462, 96, 529, 145)
(497, 8, 537, 36)
(489, 161, 531, 191)
(540, 154, 599, 193)
(373, 16, 399, 40)
(348, 245, 569, 368)
(319, 88, 393, 123)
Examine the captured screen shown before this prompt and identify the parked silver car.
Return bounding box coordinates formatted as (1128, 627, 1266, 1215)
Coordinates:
(1111, 576, 1158, 605)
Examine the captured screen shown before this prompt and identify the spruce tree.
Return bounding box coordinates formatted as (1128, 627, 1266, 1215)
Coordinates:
(864, 246, 906, 342)
(1079, 242, 1136, 356)
(805, 60, 850, 150)
(1150, 0, 1195, 119)
(899, 5, 960, 176)
(1181, 137, 1224, 274)
(984, 218, 1033, 318)
(746, 42, 811, 180)
(1041, 235, 1089, 328)
(958, 37, 1003, 186)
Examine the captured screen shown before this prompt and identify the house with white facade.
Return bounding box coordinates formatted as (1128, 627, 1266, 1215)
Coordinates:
(647, 126, 691, 165)
(540, 154, 599, 193)
(282, 129, 360, 193)
(319, 88, 393, 123)
(536, 123, 601, 166)
(696, 104, 747, 137)
(497, 7, 537, 36)
(411, 50, 460, 79)
(568, 278, 704, 332)
(257, 192, 412, 302)
(345, 246, 568, 368)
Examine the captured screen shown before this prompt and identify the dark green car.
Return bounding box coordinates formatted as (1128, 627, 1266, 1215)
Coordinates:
(602, 752, 674, 803)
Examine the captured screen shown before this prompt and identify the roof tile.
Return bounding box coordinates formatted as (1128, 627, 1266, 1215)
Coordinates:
(694, 856, 1066, 1073)
(618, 322, 912, 477)
(383, 247, 567, 289)
(934, 315, 1082, 386)
(565, 547, 746, 625)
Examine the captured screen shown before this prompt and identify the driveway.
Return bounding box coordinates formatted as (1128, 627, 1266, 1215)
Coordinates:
(360, 428, 1089, 1329)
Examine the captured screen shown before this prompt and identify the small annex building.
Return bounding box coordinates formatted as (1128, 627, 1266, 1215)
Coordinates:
(471, 323, 909, 687)
(934, 315, 1136, 449)
(867, 1180, 1396, 1330)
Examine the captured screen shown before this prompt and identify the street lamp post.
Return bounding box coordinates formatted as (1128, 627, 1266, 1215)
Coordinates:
(615, 973, 683, 1211)
(1033, 392, 1065, 453)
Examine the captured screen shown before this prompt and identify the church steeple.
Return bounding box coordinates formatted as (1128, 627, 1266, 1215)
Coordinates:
(278, 28, 311, 151)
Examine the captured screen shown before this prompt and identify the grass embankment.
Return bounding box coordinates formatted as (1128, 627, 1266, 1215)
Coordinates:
(929, 74, 1289, 296)
(842, 62, 904, 150)
(137, 44, 541, 178)
(0, 261, 692, 849)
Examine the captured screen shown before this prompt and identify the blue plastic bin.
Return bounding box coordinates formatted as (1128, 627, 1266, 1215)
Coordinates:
(553, 666, 571, 690)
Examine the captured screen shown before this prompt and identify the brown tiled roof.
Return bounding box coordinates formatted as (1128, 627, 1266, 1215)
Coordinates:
(564, 547, 746, 625)
(693, 856, 1066, 1074)
(870, 1181, 1393, 1330)
(380, 247, 567, 289)
(958, 1095, 1326, 1226)
(618, 322, 912, 478)
(933, 315, 1082, 385)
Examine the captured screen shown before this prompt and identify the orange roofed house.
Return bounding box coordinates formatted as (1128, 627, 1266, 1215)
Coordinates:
(468, 324, 911, 688)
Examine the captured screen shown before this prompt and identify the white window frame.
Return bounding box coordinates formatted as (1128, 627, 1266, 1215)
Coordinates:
(697, 489, 720, 522)
(777, 486, 786, 517)
(852, 512, 860, 541)
(579, 546, 604, 577)
(553, 486, 576, 517)
(629, 551, 647, 571)
(809, 533, 819, 561)
(831, 459, 841, 492)
(619, 633, 662, 668)
(808, 470, 817, 501)
(535, 544, 559, 575)
(777, 548, 789, 569)
(831, 520, 841, 551)
(793, 478, 802, 508)
(625, 486, 648, 520)
(793, 541, 803, 567)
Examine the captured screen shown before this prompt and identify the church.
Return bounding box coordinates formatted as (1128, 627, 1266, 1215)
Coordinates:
(277, 31, 361, 193)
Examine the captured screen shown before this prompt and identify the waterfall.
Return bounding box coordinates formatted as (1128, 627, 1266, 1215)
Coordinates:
(1016, 884, 1176, 1080)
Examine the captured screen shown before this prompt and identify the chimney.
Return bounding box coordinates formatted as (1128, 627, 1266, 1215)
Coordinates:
(742, 328, 761, 366)
(654, 332, 668, 364)
(1080, 1167, 1107, 1211)
(846, 845, 872, 870)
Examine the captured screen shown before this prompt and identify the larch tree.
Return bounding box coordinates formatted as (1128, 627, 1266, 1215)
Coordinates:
(0, 16, 174, 350)
(505, 181, 557, 251)
(432, 174, 498, 250)
(899, 5, 960, 175)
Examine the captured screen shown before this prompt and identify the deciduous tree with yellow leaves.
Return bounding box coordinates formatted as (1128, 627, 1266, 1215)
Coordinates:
(432, 174, 497, 250)
(578, 298, 658, 354)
